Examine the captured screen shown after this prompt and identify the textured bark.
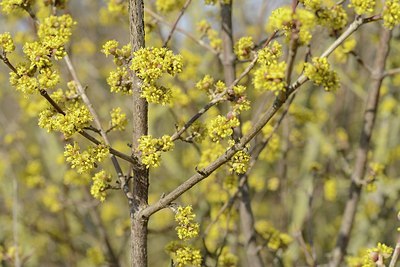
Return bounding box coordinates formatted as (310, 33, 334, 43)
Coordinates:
(128, 1, 149, 267)
(329, 28, 392, 267)
(220, 2, 235, 85)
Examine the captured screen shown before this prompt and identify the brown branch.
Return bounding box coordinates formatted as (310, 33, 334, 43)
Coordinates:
(163, 0, 192, 47)
(329, 28, 392, 267)
(144, 7, 219, 55)
(383, 67, 400, 78)
(348, 50, 373, 74)
(0, 52, 18, 73)
(64, 54, 134, 203)
(141, 17, 369, 219)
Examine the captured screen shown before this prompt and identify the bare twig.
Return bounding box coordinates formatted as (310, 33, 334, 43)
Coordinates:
(383, 68, 400, 77)
(145, 7, 219, 55)
(163, 0, 192, 47)
(329, 28, 392, 267)
(64, 54, 134, 203)
(389, 236, 400, 267)
(295, 231, 315, 267)
(349, 51, 373, 74)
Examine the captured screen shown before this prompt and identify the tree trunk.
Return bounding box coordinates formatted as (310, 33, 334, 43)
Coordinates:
(128, 1, 149, 267)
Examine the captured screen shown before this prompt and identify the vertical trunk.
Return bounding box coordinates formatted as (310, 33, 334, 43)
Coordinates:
(220, 1, 235, 85)
(128, 1, 148, 267)
(329, 28, 392, 267)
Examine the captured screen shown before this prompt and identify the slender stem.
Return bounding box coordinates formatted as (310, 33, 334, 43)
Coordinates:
(163, 0, 192, 47)
(329, 28, 392, 267)
(383, 67, 400, 77)
(64, 54, 133, 203)
(145, 7, 219, 55)
(389, 236, 400, 267)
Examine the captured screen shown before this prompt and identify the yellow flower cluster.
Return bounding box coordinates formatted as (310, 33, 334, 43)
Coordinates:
(301, 1, 348, 31)
(196, 19, 222, 51)
(38, 96, 93, 138)
(196, 75, 226, 99)
(218, 250, 238, 267)
(364, 243, 393, 266)
(107, 67, 132, 94)
(9, 64, 38, 94)
(10, 15, 74, 96)
(231, 85, 251, 114)
(37, 14, 76, 60)
(324, 179, 337, 202)
(334, 38, 356, 63)
(0, 32, 15, 53)
(304, 57, 339, 91)
(229, 150, 250, 174)
(255, 220, 293, 251)
(137, 135, 174, 168)
(131, 47, 182, 104)
(86, 247, 105, 265)
(23, 160, 45, 188)
(91, 170, 111, 202)
(267, 6, 316, 45)
(102, 40, 131, 65)
(109, 107, 127, 131)
(175, 247, 202, 267)
(300, 0, 321, 10)
(0, 0, 30, 14)
(175, 206, 200, 240)
(253, 41, 287, 94)
(156, 0, 185, 13)
(105, 0, 127, 15)
(383, 0, 400, 29)
(185, 121, 208, 143)
(64, 142, 109, 173)
(208, 115, 240, 142)
(349, 0, 375, 15)
(234, 36, 254, 60)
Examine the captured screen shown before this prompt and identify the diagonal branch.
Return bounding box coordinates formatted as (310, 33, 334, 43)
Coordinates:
(141, 17, 369, 219)
(163, 0, 192, 47)
(64, 54, 134, 203)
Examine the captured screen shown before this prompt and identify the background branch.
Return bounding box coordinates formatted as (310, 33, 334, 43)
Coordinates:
(329, 28, 392, 267)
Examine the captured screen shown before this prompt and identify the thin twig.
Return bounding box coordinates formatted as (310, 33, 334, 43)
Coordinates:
(163, 0, 192, 47)
(349, 51, 373, 74)
(383, 68, 400, 77)
(64, 54, 134, 203)
(145, 7, 219, 55)
(295, 231, 315, 267)
(389, 236, 400, 267)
